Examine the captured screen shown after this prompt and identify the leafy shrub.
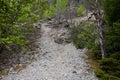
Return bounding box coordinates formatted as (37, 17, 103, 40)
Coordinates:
(92, 46, 102, 60)
(0, 0, 49, 52)
(95, 69, 120, 80)
(103, 0, 120, 25)
(100, 22, 120, 78)
(110, 52, 120, 60)
(43, 5, 56, 18)
(77, 5, 86, 16)
(100, 58, 120, 78)
(70, 22, 98, 49)
(70, 26, 85, 48)
(95, 69, 105, 78)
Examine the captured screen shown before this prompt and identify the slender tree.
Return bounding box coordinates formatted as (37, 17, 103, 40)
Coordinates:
(83, 0, 106, 58)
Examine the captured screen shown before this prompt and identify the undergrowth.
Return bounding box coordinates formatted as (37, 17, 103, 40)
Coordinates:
(70, 22, 120, 80)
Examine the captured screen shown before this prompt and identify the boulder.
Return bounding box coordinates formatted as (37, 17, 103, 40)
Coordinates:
(54, 38, 64, 44)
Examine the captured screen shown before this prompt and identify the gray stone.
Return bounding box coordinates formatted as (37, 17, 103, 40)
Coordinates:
(54, 38, 64, 44)
(1, 18, 98, 80)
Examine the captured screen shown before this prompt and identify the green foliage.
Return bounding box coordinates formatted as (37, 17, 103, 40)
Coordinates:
(90, 0, 120, 79)
(110, 52, 120, 60)
(43, 5, 56, 18)
(70, 0, 120, 79)
(43, 0, 68, 18)
(102, 22, 120, 78)
(95, 69, 120, 80)
(104, 22, 120, 54)
(92, 46, 102, 59)
(100, 58, 120, 74)
(55, 0, 68, 18)
(95, 69, 105, 78)
(71, 22, 98, 49)
(70, 26, 84, 48)
(0, 0, 49, 52)
(56, 0, 68, 10)
(0, 0, 69, 52)
(77, 5, 86, 16)
(103, 0, 120, 25)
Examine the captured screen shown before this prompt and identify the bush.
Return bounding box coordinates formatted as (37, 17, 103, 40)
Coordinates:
(70, 22, 98, 49)
(110, 52, 120, 60)
(100, 22, 120, 78)
(77, 5, 86, 16)
(92, 47, 102, 60)
(95, 69, 105, 78)
(100, 58, 120, 78)
(95, 69, 120, 80)
(0, 0, 49, 52)
(103, 0, 120, 25)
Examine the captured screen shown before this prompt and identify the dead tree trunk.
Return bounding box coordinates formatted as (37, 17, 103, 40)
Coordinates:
(92, 9, 106, 59)
(83, 0, 106, 59)
(97, 18, 106, 58)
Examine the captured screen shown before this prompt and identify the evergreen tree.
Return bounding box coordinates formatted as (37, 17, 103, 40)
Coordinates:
(96, 0, 120, 79)
(0, 0, 49, 52)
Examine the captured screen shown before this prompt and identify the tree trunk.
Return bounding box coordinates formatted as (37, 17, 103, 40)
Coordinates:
(83, 0, 106, 59)
(97, 18, 106, 59)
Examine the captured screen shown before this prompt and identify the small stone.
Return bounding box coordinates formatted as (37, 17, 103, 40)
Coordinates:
(64, 24, 70, 28)
(72, 71, 77, 74)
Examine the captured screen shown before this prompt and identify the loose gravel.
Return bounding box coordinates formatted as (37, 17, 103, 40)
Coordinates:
(1, 22, 98, 80)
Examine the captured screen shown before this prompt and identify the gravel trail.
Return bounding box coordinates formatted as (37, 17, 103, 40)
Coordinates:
(2, 22, 98, 80)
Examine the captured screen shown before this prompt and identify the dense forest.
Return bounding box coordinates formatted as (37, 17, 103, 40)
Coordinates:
(0, 0, 120, 80)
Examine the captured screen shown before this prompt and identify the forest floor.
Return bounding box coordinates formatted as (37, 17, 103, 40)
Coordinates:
(1, 18, 98, 80)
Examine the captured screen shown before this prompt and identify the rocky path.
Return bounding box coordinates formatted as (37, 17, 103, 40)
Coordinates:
(1, 22, 98, 80)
